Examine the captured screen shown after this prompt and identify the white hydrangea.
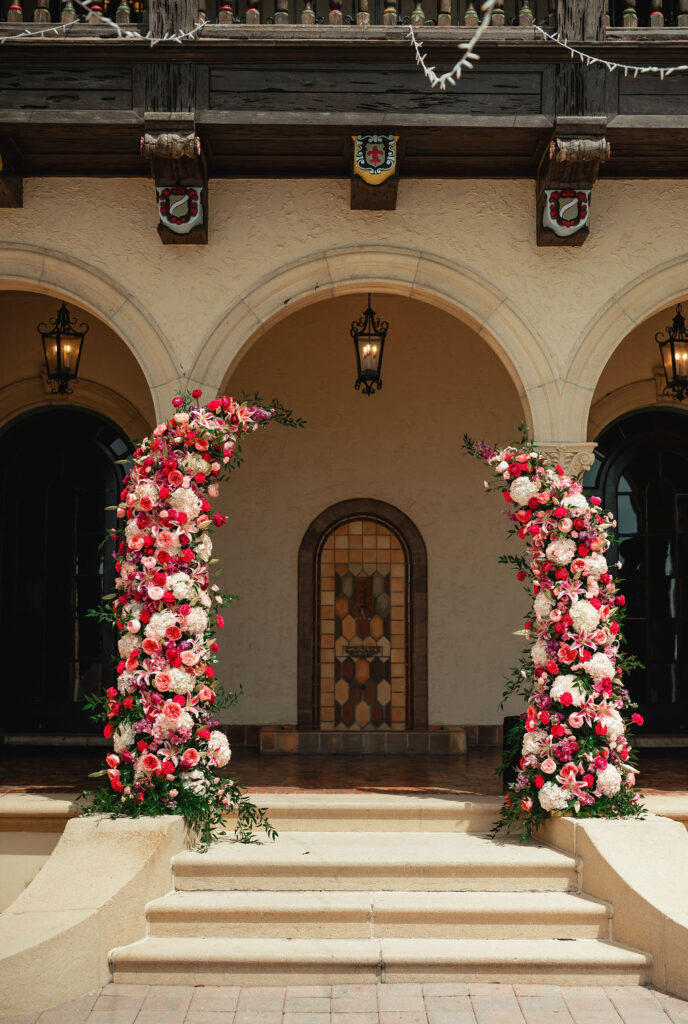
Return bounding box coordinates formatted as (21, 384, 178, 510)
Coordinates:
(522, 729, 548, 757)
(562, 492, 589, 511)
(596, 763, 622, 797)
(125, 519, 149, 543)
(530, 640, 548, 668)
(113, 721, 135, 754)
(584, 553, 608, 578)
(145, 610, 178, 640)
(538, 782, 570, 812)
(597, 707, 625, 742)
(166, 572, 195, 601)
(180, 768, 208, 795)
(182, 607, 208, 634)
(118, 633, 139, 658)
(194, 533, 213, 563)
(509, 477, 540, 507)
(169, 487, 203, 521)
(181, 453, 209, 477)
(546, 537, 577, 566)
(549, 674, 585, 707)
(584, 652, 615, 684)
(207, 730, 231, 767)
(117, 671, 138, 696)
(570, 599, 601, 634)
(152, 709, 194, 740)
(167, 667, 196, 695)
(533, 592, 554, 621)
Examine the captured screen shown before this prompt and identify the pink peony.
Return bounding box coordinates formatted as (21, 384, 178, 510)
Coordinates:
(154, 672, 171, 692)
(181, 748, 200, 769)
(139, 753, 162, 773)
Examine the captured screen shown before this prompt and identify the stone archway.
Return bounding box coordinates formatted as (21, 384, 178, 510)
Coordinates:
(188, 245, 557, 442)
(298, 499, 428, 733)
(0, 243, 181, 423)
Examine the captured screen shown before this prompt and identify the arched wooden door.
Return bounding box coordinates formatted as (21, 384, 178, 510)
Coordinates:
(585, 409, 688, 734)
(0, 408, 129, 736)
(298, 499, 427, 732)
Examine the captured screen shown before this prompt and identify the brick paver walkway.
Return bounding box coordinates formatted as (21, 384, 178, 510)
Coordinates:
(7, 984, 688, 1024)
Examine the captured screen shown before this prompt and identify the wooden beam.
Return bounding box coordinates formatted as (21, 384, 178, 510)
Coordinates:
(0, 138, 22, 207)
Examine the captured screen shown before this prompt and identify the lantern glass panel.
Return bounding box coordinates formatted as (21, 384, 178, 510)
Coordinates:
(356, 333, 382, 379)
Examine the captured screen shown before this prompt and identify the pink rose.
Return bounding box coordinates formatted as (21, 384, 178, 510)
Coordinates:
(541, 757, 557, 775)
(154, 672, 171, 692)
(128, 535, 146, 551)
(198, 685, 215, 703)
(162, 700, 182, 722)
(139, 753, 161, 773)
(142, 556, 157, 570)
(168, 470, 184, 487)
(106, 753, 120, 768)
(559, 518, 573, 533)
(147, 585, 165, 601)
(142, 638, 161, 655)
(126, 619, 141, 634)
(181, 748, 200, 769)
(153, 424, 168, 436)
(568, 712, 584, 729)
(180, 650, 200, 667)
(156, 530, 174, 549)
(208, 484, 219, 498)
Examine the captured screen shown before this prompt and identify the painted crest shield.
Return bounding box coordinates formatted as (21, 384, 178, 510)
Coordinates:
(157, 186, 204, 235)
(352, 134, 398, 186)
(543, 188, 590, 238)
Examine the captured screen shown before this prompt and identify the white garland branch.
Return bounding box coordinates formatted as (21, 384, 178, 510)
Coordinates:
(533, 23, 688, 79)
(407, 0, 497, 91)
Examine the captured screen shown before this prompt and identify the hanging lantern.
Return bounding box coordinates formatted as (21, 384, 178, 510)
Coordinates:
(350, 293, 388, 396)
(38, 301, 88, 395)
(656, 303, 688, 402)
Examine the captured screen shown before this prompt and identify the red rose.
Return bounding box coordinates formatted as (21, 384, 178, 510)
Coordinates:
(560, 692, 573, 707)
(213, 514, 226, 527)
(535, 774, 545, 789)
(610, 621, 620, 635)
(546, 661, 559, 675)
(539, 710, 550, 725)
(197, 728, 211, 740)
(590, 495, 602, 506)
(550, 725, 565, 738)
(181, 548, 194, 563)
(123, 697, 134, 709)
(631, 713, 644, 726)
(516, 570, 526, 582)
(103, 724, 114, 738)
(616, 595, 626, 606)
(205, 666, 215, 678)
(192, 389, 202, 399)
(555, 567, 568, 580)
(577, 544, 590, 557)
(172, 397, 184, 408)
(173, 694, 186, 706)
(504, 492, 513, 503)
(553, 507, 567, 519)
(208, 400, 222, 412)
(583, 774, 594, 788)
(137, 740, 149, 751)
(160, 760, 175, 775)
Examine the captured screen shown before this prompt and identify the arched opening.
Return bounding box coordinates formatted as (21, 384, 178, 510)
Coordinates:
(0, 408, 130, 736)
(299, 499, 427, 732)
(585, 409, 688, 734)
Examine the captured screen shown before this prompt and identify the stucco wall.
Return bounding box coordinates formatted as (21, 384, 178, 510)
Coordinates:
(2, 177, 688, 440)
(214, 294, 528, 727)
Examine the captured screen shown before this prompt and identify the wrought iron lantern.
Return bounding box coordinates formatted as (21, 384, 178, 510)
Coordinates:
(38, 301, 88, 395)
(656, 303, 688, 402)
(350, 293, 388, 396)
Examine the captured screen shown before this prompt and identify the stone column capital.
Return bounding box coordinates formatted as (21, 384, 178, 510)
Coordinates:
(538, 441, 597, 479)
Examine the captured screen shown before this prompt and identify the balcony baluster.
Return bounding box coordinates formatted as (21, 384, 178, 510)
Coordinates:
(623, 0, 637, 26)
(246, 0, 261, 24)
(680, 0, 688, 24)
(518, 0, 532, 25)
(490, 0, 504, 26)
(275, 0, 289, 23)
(464, 0, 478, 25)
(382, 0, 397, 24)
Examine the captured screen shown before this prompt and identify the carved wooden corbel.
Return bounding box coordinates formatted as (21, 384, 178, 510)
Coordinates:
(142, 115, 208, 245)
(536, 117, 610, 247)
(0, 138, 23, 208)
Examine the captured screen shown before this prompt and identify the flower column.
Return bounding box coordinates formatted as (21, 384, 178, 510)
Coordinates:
(465, 433, 643, 838)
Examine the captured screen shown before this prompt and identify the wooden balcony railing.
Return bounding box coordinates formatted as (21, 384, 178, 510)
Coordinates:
(2, 0, 688, 31)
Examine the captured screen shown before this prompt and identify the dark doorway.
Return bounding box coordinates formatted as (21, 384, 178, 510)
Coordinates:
(585, 410, 688, 734)
(0, 408, 130, 736)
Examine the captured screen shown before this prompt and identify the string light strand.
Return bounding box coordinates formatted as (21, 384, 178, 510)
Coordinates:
(407, 0, 497, 91)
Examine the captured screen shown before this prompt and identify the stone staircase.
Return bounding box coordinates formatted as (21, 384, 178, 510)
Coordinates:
(110, 793, 652, 987)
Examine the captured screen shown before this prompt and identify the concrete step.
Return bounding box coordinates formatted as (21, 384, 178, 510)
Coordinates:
(111, 936, 652, 987)
(230, 793, 501, 833)
(172, 832, 580, 893)
(146, 889, 611, 939)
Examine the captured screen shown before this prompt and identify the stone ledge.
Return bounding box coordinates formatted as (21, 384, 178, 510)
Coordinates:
(259, 728, 467, 755)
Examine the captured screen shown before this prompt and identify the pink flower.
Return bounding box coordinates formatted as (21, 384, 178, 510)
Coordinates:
(106, 753, 120, 768)
(198, 685, 216, 703)
(153, 423, 168, 436)
(162, 700, 183, 722)
(168, 470, 184, 487)
(142, 638, 161, 655)
(147, 585, 165, 601)
(180, 650, 200, 667)
(126, 619, 141, 634)
(154, 672, 171, 692)
(172, 397, 184, 408)
(181, 748, 200, 769)
(140, 753, 162, 773)
(568, 712, 584, 729)
(128, 535, 146, 551)
(541, 757, 557, 774)
(156, 530, 175, 549)
(142, 556, 157, 570)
